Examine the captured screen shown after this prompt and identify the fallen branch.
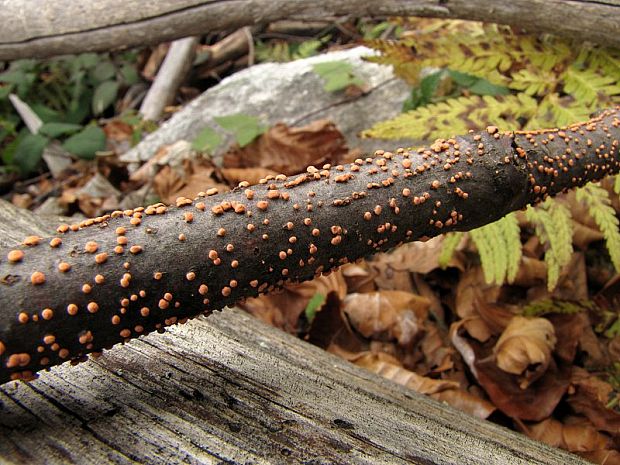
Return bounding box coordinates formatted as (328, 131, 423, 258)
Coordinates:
(1, 108, 619, 383)
(0, 0, 619, 60)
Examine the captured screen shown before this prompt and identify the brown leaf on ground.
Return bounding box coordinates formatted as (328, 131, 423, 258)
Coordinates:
(451, 320, 570, 421)
(103, 120, 133, 142)
(241, 269, 347, 334)
(354, 352, 459, 395)
(220, 167, 279, 186)
(522, 417, 611, 453)
(342, 290, 430, 347)
(493, 316, 557, 377)
(223, 119, 349, 175)
(153, 159, 228, 205)
(454, 267, 504, 342)
(419, 324, 454, 374)
(341, 262, 377, 294)
(568, 367, 620, 435)
(354, 352, 495, 419)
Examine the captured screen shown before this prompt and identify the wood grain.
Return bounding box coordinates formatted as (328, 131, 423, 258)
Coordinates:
(0, 308, 586, 464)
(0, 0, 618, 59)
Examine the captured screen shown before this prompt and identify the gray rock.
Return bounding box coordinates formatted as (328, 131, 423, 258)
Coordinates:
(121, 46, 411, 166)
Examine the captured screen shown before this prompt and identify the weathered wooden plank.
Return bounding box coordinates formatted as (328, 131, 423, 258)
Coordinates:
(0, 307, 585, 464)
(0, 0, 618, 59)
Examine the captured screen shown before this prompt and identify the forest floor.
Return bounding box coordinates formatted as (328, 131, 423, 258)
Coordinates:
(1, 19, 619, 464)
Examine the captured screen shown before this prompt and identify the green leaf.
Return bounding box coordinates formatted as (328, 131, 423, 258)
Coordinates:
(449, 70, 509, 96)
(192, 127, 222, 153)
(39, 122, 83, 138)
(576, 183, 620, 272)
(0, 85, 12, 100)
(439, 232, 464, 268)
(62, 125, 106, 159)
(12, 133, 48, 175)
(92, 80, 119, 115)
(74, 53, 100, 70)
(305, 292, 326, 324)
(214, 114, 266, 147)
(312, 60, 364, 92)
(90, 60, 116, 83)
(119, 64, 139, 85)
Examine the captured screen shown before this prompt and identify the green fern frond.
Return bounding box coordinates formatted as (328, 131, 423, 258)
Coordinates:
(583, 48, 620, 80)
(525, 198, 574, 290)
(576, 184, 620, 272)
(527, 94, 594, 129)
(497, 213, 522, 283)
(469, 213, 521, 286)
(614, 176, 620, 195)
(510, 68, 558, 96)
(363, 94, 537, 141)
(562, 68, 620, 106)
(523, 299, 595, 317)
(439, 232, 465, 268)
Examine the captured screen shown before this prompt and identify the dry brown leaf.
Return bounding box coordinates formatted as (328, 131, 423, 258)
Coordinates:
(354, 352, 495, 419)
(153, 159, 228, 204)
(343, 290, 430, 347)
(454, 267, 503, 342)
(493, 316, 557, 377)
(451, 320, 570, 421)
(523, 417, 611, 453)
(103, 120, 133, 142)
(220, 167, 278, 186)
(568, 367, 620, 435)
(223, 119, 349, 175)
(241, 270, 347, 334)
(341, 263, 377, 294)
(354, 352, 459, 395)
(419, 324, 454, 374)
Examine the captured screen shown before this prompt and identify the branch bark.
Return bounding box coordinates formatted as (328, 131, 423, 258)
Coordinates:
(1, 107, 619, 384)
(0, 0, 619, 60)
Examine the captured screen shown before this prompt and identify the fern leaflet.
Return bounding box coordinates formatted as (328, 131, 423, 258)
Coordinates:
(576, 184, 620, 272)
(439, 232, 465, 268)
(525, 198, 574, 290)
(469, 213, 521, 286)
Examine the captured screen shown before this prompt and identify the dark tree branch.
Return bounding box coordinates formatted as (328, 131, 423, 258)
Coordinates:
(1, 108, 619, 384)
(0, 0, 619, 60)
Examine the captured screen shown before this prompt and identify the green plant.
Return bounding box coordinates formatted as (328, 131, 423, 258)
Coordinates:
(192, 113, 267, 152)
(363, 19, 620, 288)
(255, 35, 331, 63)
(0, 51, 140, 175)
(312, 60, 364, 92)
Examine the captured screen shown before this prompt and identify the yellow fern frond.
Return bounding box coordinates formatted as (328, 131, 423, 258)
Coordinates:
(525, 198, 574, 291)
(562, 68, 620, 106)
(527, 94, 593, 129)
(614, 176, 620, 195)
(363, 94, 536, 141)
(439, 232, 465, 268)
(583, 48, 620, 80)
(576, 184, 620, 272)
(510, 68, 558, 96)
(469, 213, 521, 286)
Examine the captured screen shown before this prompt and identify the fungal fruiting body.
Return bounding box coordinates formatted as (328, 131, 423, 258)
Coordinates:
(0, 108, 619, 383)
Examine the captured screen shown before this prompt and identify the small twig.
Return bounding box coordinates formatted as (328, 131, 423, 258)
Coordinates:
(243, 27, 255, 67)
(139, 37, 199, 121)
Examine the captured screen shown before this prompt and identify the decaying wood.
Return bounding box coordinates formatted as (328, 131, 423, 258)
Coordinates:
(139, 36, 199, 121)
(0, 0, 619, 60)
(1, 108, 619, 385)
(0, 304, 585, 464)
